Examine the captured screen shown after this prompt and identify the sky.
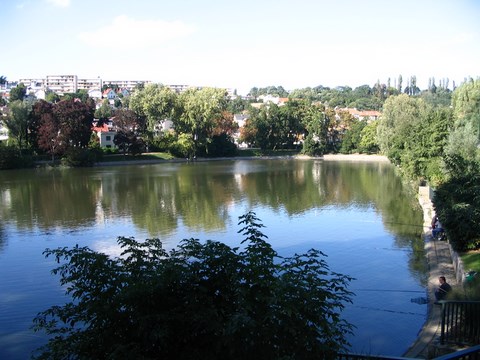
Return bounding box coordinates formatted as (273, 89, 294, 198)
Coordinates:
(2, 0, 479, 95)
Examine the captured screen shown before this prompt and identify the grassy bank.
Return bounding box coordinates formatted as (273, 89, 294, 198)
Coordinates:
(100, 152, 175, 162)
(460, 251, 480, 273)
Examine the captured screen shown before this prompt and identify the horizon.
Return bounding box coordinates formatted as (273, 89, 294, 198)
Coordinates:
(3, 73, 470, 96)
(2, 0, 479, 95)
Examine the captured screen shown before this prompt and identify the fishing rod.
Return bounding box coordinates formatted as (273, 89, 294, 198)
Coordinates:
(352, 288, 425, 293)
(351, 305, 425, 317)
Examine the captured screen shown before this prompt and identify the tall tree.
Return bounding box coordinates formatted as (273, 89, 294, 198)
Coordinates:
(176, 87, 228, 155)
(94, 99, 113, 125)
(452, 78, 480, 141)
(30, 100, 53, 153)
(377, 94, 425, 164)
(53, 99, 95, 149)
(35, 101, 65, 161)
(4, 100, 32, 153)
(129, 83, 177, 138)
(9, 83, 27, 102)
(301, 104, 328, 156)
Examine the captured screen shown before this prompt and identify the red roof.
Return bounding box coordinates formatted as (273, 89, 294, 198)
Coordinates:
(92, 124, 110, 132)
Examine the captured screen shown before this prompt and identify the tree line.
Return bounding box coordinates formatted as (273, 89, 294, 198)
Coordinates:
(1, 74, 478, 357)
(1, 75, 479, 250)
(0, 74, 455, 164)
(376, 78, 480, 251)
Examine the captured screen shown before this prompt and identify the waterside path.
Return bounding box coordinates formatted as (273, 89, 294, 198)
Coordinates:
(403, 187, 458, 358)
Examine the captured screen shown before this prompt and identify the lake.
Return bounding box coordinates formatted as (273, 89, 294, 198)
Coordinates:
(0, 158, 427, 358)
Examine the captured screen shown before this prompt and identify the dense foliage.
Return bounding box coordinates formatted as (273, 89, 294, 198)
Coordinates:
(375, 79, 480, 250)
(33, 212, 354, 360)
(433, 156, 480, 251)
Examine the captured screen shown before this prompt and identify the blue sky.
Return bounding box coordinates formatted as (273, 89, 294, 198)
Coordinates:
(2, 0, 479, 94)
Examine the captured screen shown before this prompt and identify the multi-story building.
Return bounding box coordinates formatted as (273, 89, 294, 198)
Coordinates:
(77, 77, 102, 91)
(103, 80, 151, 92)
(45, 75, 78, 94)
(14, 74, 234, 97)
(167, 84, 195, 93)
(19, 78, 45, 88)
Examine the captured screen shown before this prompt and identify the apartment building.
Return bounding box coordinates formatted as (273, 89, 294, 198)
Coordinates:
(103, 79, 151, 92)
(77, 77, 103, 91)
(46, 75, 78, 94)
(14, 74, 233, 97)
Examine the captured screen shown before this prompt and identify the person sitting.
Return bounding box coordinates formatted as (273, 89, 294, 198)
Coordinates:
(434, 276, 452, 301)
(431, 215, 444, 240)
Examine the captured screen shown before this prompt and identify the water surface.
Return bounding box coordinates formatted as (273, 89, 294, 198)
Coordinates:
(0, 159, 427, 358)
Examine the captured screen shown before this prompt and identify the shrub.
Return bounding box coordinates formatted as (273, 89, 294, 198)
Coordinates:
(33, 212, 355, 360)
(0, 146, 33, 169)
(61, 148, 96, 167)
(206, 133, 238, 157)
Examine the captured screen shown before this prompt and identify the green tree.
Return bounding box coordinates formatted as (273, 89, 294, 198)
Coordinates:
(94, 99, 113, 125)
(358, 120, 379, 153)
(377, 94, 426, 165)
(4, 100, 32, 153)
(340, 120, 366, 154)
(176, 87, 228, 156)
(434, 155, 480, 251)
(45, 91, 60, 103)
(129, 83, 177, 138)
(278, 99, 308, 149)
(245, 104, 281, 150)
(452, 78, 480, 142)
(33, 212, 354, 360)
(400, 105, 452, 182)
(9, 83, 27, 102)
(301, 104, 328, 156)
(114, 130, 145, 156)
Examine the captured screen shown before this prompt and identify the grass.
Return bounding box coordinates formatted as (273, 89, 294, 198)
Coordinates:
(458, 251, 480, 300)
(237, 149, 301, 157)
(101, 149, 303, 161)
(100, 152, 175, 162)
(460, 251, 480, 272)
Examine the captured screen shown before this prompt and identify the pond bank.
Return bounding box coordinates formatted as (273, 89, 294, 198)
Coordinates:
(403, 187, 458, 358)
(93, 153, 391, 167)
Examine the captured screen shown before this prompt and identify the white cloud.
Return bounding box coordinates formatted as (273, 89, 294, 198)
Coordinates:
(78, 15, 195, 49)
(46, 0, 71, 7)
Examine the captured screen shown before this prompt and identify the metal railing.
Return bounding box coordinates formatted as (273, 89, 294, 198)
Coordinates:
(433, 344, 480, 360)
(440, 300, 480, 345)
(337, 344, 480, 359)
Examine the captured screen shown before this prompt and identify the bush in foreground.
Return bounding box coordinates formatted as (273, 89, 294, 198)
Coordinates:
(33, 212, 354, 360)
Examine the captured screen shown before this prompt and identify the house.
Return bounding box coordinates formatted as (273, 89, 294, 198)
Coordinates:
(88, 88, 102, 100)
(233, 113, 249, 148)
(338, 107, 381, 122)
(102, 88, 117, 100)
(33, 89, 47, 100)
(116, 88, 130, 97)
(92, 123, 116, 149)
(0, 108, 8, 141)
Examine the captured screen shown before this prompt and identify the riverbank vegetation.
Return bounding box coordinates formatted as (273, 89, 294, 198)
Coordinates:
(32, 212, 354, 359)
(2, 77, 479, 259)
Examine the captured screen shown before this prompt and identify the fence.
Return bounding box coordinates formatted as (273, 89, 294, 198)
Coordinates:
(338, 344, 480, 360)
(440, 300, 480, 345)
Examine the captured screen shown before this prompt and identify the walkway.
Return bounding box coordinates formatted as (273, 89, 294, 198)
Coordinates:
(403, 235, 457, 358)
(403, 186, 458, 358)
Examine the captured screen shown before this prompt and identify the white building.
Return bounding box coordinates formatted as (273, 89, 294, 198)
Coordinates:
(103, 80, 151, 92)
(46, 75, 78, 94)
